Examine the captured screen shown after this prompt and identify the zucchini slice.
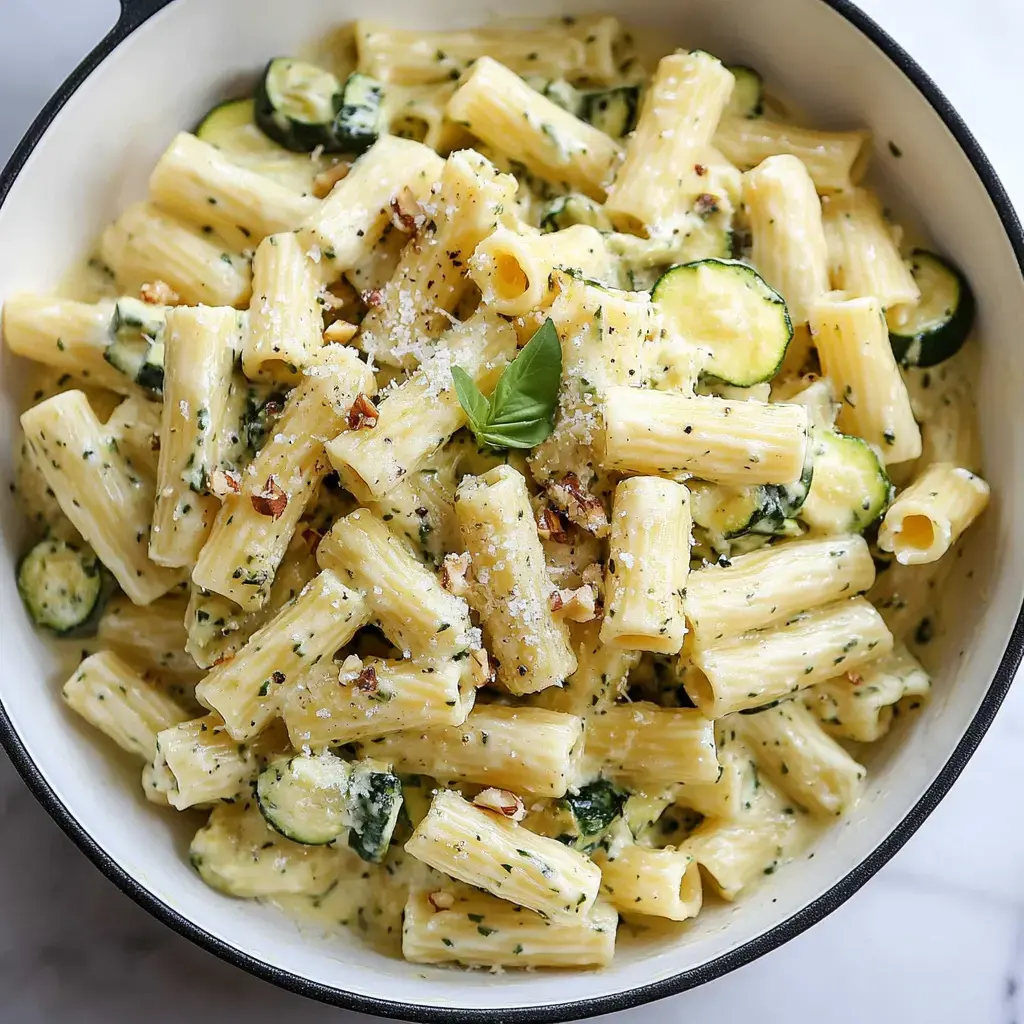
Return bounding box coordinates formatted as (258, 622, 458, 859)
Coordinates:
(536, 78, 583, 116)
(333, 73, 386, 155)
(725, 66, 764, 118)
(887, 250, 975, 368)
(17, 538, 106, 636)
(256, 752, 352, 846)
(799, 428, 893, 533)
(690, 481, 796, 540)
(106, 299, 167, 396)
(565, 779, 627, 839)
(346, 760, 403, 863)
(540, 194, 613, 233)
(195, 97, 331, 190)
(110, 297, 166, 342)
(196, 97, 253, 143)
(104, 337, 165, 396)
(255, 58, 344, 153)
(580, 86, 640, 137)
(652, 259, 792, 387)
(190, 803, 339, 898)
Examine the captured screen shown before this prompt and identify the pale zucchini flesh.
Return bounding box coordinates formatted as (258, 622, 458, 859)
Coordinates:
(652, 259, 792, 387)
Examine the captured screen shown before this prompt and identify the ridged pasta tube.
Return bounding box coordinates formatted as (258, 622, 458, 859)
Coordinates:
(876, 462, 989, 565)
(687, 596, 894, 717)
(600, 477, 692, 654)
(456, 465, 577, 693)
(405, 789, 601, 920)
(602, 387, 810, 487)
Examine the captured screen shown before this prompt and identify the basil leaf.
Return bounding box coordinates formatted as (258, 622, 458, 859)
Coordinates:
(453, 318, 562, 450)
(488, 318, 562, 432)
(451, 365, 491, 434)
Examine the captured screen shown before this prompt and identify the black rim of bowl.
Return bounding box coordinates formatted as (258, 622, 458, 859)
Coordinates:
(1, 0, 1023, 1020)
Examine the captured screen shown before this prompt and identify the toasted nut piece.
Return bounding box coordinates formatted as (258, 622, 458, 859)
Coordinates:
(210, 468, 241, 498)
(469, 647, 496, 688)
(427, 891, 455, 912)
(537, 506, 569, 543)
(548, 472, 609, 536)
(312, 160, 352, 199)
(440, 552, 471, 596)
(346, 393, 379, 430)
(550, 584, 597, 622)
(389, 186, 423, 233)
(323, 320, 358, 344)
(473, 787, 526, 822)
(250, 476, 287, 519)
(354, 665, 379, 694)
(140, 279, 181, 305)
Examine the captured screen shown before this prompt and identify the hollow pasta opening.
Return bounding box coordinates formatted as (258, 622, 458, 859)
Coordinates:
(897, 513, 936, 553)
(492, 252, 530, 302)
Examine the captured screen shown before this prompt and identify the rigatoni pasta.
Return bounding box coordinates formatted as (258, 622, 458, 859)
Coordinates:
(5, 13, 990, 974)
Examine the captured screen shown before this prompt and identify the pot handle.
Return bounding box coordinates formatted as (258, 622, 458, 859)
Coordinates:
(118, 0, 177, 31)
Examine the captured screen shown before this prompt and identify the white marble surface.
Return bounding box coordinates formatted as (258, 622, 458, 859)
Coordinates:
(2, 1, 1024, 1021)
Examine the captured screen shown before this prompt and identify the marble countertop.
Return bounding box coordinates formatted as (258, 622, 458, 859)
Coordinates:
(2, 1, 1023, 1021)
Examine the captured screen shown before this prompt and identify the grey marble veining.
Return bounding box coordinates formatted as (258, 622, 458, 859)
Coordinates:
(2, 1, 1024, 1022)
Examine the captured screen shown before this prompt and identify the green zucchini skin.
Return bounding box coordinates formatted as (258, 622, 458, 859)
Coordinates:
(887, 249, 975, 368)
(580, 86, 640, 137)
(540, 194, 613, 233)
(333, 73, 386, 155)
(347, 763, 403, 863)
(725, 66, 764, 118)
(17, 538, 110, 636)
(195, 98, 252, 143)
(105, 299, 167, 396)
(652, 259, 793, 387)
(254, 58, 344, 153)
(256, 752, 352, 846)
(798, 428, 893, 534)
(565, 779, 627, 839)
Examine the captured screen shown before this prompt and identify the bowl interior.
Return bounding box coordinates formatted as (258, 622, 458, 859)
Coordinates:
(1, 0, 1022, 1015)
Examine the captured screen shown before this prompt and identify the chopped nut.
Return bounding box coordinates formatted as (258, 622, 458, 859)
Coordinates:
(694, 193, 719, 218)
(210, 468, 241, 498)
(694, 163, 707, 177)
(250, 476, 288, 519)
(346, 392, 379, 430)
(473, 788, 526, 822)
(312, 160, 352, 199)
(469, 647, 496, 688)
(440, 552, 471, 596)
(389, 186, 423, 233)
(140, 279, 181, 306)
(847, 671, 864, 687)
(301, 528, 323, 556)
(548, 473, 609, 537)
(536, 506, 569, 543)
(550, 584, 597, 622)
(361, 288, 384, 309)
(323, 320, 358, 344)
(581, 562, 604, 594)
(427, 891, 455, 912)
(354, 665, 379, 694)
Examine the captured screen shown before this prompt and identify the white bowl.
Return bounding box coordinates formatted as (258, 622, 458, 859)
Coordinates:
(1, 0, 1022, 1018)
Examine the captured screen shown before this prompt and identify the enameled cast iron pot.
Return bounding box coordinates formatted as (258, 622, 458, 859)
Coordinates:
(1, 0, 1023, 1019)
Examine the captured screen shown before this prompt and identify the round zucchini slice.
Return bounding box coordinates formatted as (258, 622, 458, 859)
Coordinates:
(255, 58, 344, 153)
(195, 97, 254, 142)
(887, 250, 975, 368)
(332, 73, 386, 155)
(799, 429, 893, 534)
(17, 538, 105, 636)
(690, 481, 788, 539)
(652, 259, 793, 387)
(346, 759, 403, 863)
(256, 752, 352, 845)
(725, 65, 764, 119)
